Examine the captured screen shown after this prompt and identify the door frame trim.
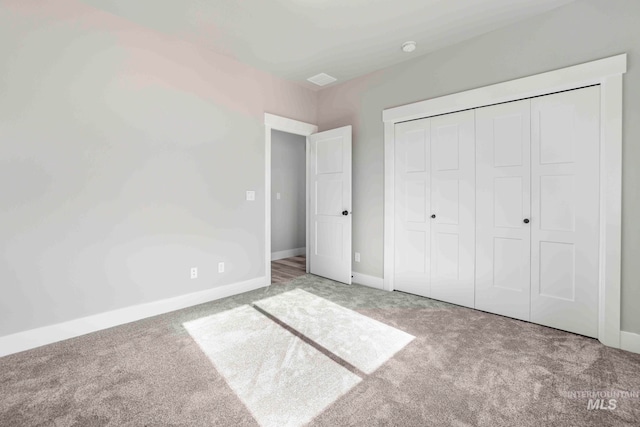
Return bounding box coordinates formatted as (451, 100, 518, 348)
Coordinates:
(264, 113, 318, 285)
(382, 54, 627, 349)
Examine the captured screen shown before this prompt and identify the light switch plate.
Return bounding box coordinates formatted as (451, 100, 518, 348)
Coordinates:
(355, 252, 361, 263)
(276, 192, 281, 200)
(246, 191, 255, 201)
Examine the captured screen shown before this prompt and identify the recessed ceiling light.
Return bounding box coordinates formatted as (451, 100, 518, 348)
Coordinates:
(307, 73, 337, 86)
(402, 41, 417, 53)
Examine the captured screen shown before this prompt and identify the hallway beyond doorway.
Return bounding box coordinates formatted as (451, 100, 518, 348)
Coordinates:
(271, 256, 306, 284)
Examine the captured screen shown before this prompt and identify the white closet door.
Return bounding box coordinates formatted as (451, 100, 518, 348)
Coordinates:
(394, 118, 431, 297)
(475, 100, 532, 321)
(530, 86, 600, 338)
(430, 110, 475, 308)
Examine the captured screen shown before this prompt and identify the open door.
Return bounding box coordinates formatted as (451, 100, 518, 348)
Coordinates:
(308, 126, 352, 284)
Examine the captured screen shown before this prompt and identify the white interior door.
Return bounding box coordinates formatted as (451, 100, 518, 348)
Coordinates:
(309, 126, 352, 284)
(530, 87, 600, 338)
(429, 110, 476, 308)
(394, 118, 431, 297)
(475, 99, 532, 321)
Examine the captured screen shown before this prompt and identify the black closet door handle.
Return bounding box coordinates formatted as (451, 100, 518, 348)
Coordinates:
(342, 210, 349, 216)
(523, 218, 530, 224)
(431, 214, 436, 219)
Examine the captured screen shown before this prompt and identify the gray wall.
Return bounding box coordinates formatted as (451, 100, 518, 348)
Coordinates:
(317, 0, 640, 333)
(271, 130, 306, 255)
(0, 2, 316, 336)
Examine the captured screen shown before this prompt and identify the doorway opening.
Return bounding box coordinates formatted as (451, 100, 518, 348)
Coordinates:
(264, 113, 352, 286)
(270, 129, 307, 284)
(264, 113, 316, 286)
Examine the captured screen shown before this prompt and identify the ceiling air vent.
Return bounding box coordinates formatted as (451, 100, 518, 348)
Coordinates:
(307, 73, 337, 87)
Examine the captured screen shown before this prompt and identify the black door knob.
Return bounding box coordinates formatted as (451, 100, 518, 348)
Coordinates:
(342, 210, 349, 216)
(431, 214, 436, 219)
(523, 218, 530, 224)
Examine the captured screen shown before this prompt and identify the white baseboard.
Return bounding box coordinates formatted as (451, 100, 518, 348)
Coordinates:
(620, 331, 640, 354)
(351, 272, 384, 290)
(271, 247, 306, 261)
(0, 276, 267, 358)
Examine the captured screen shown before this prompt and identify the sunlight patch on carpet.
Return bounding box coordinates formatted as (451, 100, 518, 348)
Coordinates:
(254, 289, 415, 374)
(183, 305, 361, 427)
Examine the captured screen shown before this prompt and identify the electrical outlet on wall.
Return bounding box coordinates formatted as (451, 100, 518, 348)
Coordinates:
(355, 252, 361, 263)
(190, 267, 198, 279)
(218, 262, 225, 273)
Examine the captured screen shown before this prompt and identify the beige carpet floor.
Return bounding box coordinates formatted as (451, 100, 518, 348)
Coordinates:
(1, 274, 640, 426)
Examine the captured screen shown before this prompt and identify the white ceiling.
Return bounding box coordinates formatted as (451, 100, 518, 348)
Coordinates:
(81, 0, 575, 89)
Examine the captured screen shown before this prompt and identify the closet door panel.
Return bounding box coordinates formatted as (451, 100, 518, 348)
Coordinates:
(475, 100, 531, 321)
(530, 86, 600, 338)
(430, 110, 475, 308)
(394, 118, 431, 297)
